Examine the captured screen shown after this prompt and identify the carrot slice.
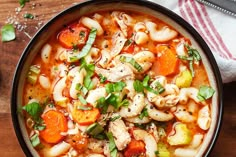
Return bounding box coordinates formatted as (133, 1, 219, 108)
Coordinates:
(68, 133, 88, 153)
(40, 110, 68, 144)
(58, 24, 89, 49)
(72, 107, 100, 125)
(153, 45, 179, 76)
(124, 139, 146, 157)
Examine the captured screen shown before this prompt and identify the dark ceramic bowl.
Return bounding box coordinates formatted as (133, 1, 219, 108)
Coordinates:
(11, 0, 223, 156)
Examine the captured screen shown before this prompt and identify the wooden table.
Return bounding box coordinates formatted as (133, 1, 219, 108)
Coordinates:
(0, 0, 235, 156)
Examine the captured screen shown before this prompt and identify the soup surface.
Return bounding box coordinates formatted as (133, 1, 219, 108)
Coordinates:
(22, 10, 215, 157)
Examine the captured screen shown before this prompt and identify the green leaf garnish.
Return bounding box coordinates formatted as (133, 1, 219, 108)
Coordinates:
(99, 74, 107, 83)
(24, 13, 34, 19)
(119, 55, 143, 72)
(139, 107, 148, 120)
(106, 132, 118, 157)
(22, 102, 43, 122)
(105, 81, 126, 93)
(19, 0, 29, 8)
(77, 28, 97, 59)
(1, 24, 15, 42)
(197, 85, 215, 101)
(178, 44, 202, 77)
(133, 80, 144, 93)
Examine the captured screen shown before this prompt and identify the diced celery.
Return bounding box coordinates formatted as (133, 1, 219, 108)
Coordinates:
(175, 70, 192, 88)
(27, 74, 37, 84)
(29, 65, 40, 75)
(167, 123, 192, 146)
(157, 142, 170, 157)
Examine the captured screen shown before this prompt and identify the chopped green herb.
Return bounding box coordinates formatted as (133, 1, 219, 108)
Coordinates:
(33, 124, 46, 131)
(22, 102, 43, 122)
(19, 0, 29, 8)
(77, 105, 92, 111)
(155, 150, 160, 157)
(133, 80, 144, 93)
(178, 44, 202, 77)
(78, 94, 87, 105)
(197, 85, 215, 101)
(110, 115, 121, 121)
(99, 74, 107, 83)
(96, 97, 108, 114)
(93, 133, 106, 140)
(77, 28, 97, 59)
(79, 31, 86, 37)
(139, 107, 148, 120)
(134, 123, 146, 129)
(30, 134, 40, 147)
(119, 56, 143, 72)
(24, 13, 34, 19)
(124, 39, 133, 46)
(154, 81, 165, 94)
(105, 81, 126, 93)
(142, 75, 162, 95)
(1, 24, 15, 42)
(106, 132, 118, 157)
(84, 75, 94, 90)
(86, 122, 104, 136)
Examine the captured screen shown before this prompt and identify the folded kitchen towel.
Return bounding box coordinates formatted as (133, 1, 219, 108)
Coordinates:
(149, 0, 236, 83)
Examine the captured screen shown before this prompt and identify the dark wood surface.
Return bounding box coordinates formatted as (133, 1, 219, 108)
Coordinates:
(0, 0, 235, 156)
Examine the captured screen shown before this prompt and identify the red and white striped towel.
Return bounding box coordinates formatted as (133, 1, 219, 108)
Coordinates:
(150, 0, 236, 83)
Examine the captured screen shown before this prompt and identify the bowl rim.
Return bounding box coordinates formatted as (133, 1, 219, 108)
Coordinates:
(11, 0, 223, 156)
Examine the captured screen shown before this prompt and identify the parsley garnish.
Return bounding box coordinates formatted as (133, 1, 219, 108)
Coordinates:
(197, 85, 215, 101)
(1, 24, 15, 42)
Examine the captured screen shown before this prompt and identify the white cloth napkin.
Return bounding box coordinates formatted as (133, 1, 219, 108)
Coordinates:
(149, 0, 236, 83)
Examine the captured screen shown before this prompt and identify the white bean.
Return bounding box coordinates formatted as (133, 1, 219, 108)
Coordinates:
(39, 75, 51, 89)
(48, 141, 71, 157)
(41, 43, 51, 63)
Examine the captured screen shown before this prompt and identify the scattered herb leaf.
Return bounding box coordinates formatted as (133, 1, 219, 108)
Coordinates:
(24, 13, 34, 19)
(119, 55, 143, 72)
(197, 85, 215, 101)
(1, 24, 16, 42)
(19, 0, 29, 8)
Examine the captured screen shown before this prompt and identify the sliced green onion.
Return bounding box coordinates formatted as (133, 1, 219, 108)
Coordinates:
(77, 28, 97, 59)
(30, 134, 40, 147)
(119, 56, 142, 72)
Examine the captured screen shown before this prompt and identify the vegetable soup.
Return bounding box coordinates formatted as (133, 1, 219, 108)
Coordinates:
(22, 10, 215, 157)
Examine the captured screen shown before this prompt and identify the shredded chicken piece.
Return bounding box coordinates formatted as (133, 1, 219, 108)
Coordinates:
(109, 119, 131, 150)
(95, 63, 134, 82)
